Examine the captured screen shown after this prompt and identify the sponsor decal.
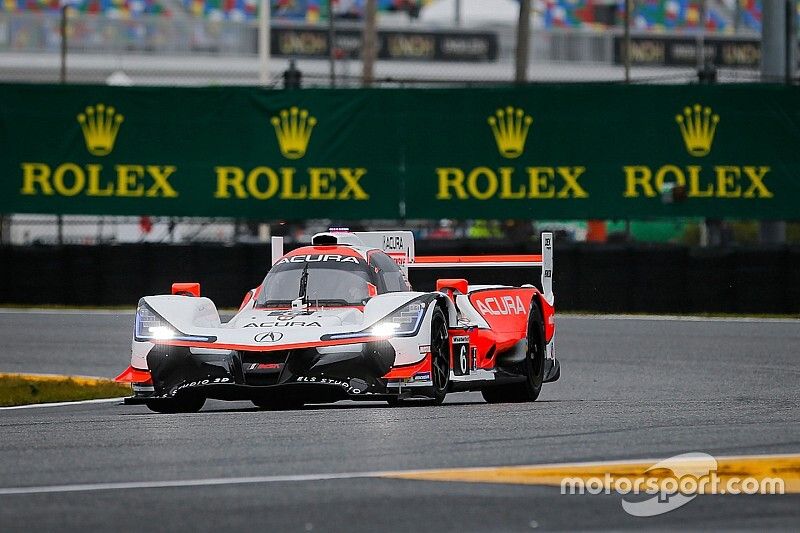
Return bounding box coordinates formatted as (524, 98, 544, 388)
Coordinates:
(248, 363, 283, 371)
(270, 27, 497, 62)
(435, 101, 773, 209)
(488, 106, 533, 159)
(623, 104, 772, 200)
(613, 35, 762, 69)
(253, 331, 284, 343)
(296, 376, 363, 394)
(271, 106, 316, 160)
(387, 252, 408, 269)
(382, 235, 405, 250)
(435, 105, 588, 202)
(276, 254, 360, 265)
(475, 295, 526, 316)
(173, 376, 231, 393)
(451, 335, 470, 376)
(20, 103, 179, 200)
(213, 165, 368, 201)
(213, 105, 369, 202)
(244, 321, 322, 328)
(77, 103, 124, 156)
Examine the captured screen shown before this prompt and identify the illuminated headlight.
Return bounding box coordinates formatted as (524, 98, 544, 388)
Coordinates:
(325, 298, 429, 341)
(370, 301, 426, 338)
(134, 301, 213, 343)
(371, 322, 401, 338)
(148, 326, 175, 340)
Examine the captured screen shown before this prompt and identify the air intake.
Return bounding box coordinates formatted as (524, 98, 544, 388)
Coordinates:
(311, 232, 365, 246)
(312, 233, 339, 245)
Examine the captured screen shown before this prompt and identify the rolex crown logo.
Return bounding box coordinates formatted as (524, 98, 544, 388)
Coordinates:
(675, 104, 719, 157)
(77, 103, 124, 156)
(271, 106, 317, 159)
(488, 106, 533, 159)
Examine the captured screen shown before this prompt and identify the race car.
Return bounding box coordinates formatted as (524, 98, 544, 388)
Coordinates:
(115, 230, 560, 413)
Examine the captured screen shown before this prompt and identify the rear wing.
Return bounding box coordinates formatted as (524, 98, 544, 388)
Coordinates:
(408, 232, 554, 305)
(270, 231, 553, 304)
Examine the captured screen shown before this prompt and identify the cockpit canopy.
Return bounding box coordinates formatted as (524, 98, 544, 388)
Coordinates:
(255, 248, 409, 308)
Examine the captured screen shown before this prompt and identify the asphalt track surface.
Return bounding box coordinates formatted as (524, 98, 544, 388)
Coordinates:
(0, 310, 798, 531)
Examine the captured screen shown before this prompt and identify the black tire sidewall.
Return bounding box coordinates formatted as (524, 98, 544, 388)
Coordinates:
(429, 306, 449, 403)
(525, 299, 546, 399)
(146, 395, 205, 413)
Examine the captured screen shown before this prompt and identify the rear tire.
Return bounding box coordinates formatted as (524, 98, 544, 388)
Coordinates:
(145, 395, 205, 414)
(482, 299, 545, 404)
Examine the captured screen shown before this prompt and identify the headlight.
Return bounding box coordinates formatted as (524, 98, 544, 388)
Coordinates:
(371, 322, 401, 338)
(134, 301, 213, 343)
(370, 301, 426, 337)
(323, 297, 430, 341)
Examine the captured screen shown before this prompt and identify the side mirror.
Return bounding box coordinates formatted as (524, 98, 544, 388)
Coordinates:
(172, 282, 200, 297)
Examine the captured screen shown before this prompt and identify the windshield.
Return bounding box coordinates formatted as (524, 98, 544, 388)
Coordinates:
(256, 255, 373, 307)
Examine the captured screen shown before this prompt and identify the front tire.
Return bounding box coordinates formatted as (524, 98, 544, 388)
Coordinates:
(424, 306, 450, 405)
(387, 306, 449, 407)
(482, 298, 545, 404)
(145, 395, 205, 414)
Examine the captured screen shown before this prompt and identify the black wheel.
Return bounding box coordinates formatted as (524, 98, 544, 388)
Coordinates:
(252, 398, 304, 410)
(145, 395, 205, 413)
(386, 306, 449, 407)
(425, 306, 450, 405)
(482, 298, 545, 404)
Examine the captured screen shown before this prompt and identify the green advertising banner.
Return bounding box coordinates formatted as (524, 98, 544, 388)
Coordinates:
(1, 84, 799, 220)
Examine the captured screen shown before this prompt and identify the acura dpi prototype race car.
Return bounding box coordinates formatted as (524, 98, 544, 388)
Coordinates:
(116, 230, 561, 412)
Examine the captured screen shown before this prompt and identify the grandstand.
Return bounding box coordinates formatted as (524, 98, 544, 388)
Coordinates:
(0, 0, 170, 17)
(0, 0, 775, 32)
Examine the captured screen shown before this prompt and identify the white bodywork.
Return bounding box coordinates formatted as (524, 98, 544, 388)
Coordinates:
(132, 289, 456, 372)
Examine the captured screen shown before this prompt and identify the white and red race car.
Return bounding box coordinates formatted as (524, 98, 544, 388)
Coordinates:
(116, 230, 560, 412)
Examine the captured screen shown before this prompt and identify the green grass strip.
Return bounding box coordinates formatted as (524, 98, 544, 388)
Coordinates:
(0, 374, 131, 407)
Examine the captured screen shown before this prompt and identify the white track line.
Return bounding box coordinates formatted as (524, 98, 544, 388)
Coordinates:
(0, 472, 385, 495)
(0, 397, 125, 411)
(1, 452, 797, 496)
